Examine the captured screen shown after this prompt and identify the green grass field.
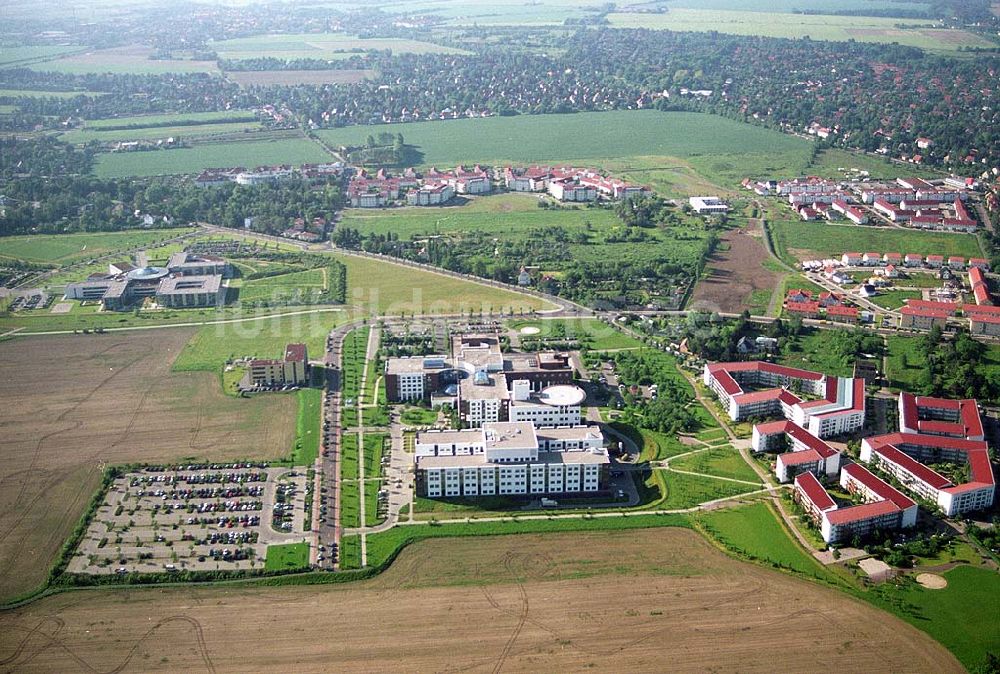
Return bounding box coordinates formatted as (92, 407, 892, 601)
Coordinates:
(317, 110, 812, 172)
(239, 268, 327, 303)
(0, 228, 195, 265)
(61, 111, 262, 143)
(365, 512, 691, 569)
(209, 33, 470, 60)
(290, 388, 322, 465)
(364, 434, 387, 479)
(885, 335, 929, 390)
(340, 479, 361, 529)
(341, 192, 620, 239)
(870, 565, 1000, 670)
(868, 289, 923, 310)
(508, 316, 642, 351)
(29, 47, 220, 75)
(769, 217, 983, 265)
(607, 9, 993, 52)
(0, 88, 103, 99)
(660, 471, 757, 509)
(264, 542, 310, 570)
(338, 534, 361, 570)
(670, 445, 760, 482)
(778, 327, 865, 377)
(338, 253, 553, 315)
(172, 311, 343, 372)
(340, 434, 359, 484)
(93, 138, 330, 178)
(0, 45, 85, 66)
(696, 502, 836, 581)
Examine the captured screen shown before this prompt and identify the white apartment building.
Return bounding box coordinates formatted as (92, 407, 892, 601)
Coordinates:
(416, 422, 608, 498)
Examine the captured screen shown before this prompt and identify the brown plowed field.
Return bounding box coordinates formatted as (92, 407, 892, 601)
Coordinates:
(0, 529, 962, 673)
(690, 220, 778, 314)
(0, 331, 295, 602)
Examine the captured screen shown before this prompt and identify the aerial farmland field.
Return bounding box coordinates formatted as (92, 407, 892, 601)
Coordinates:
(316, 110, 813, 174)
(607, 10, 994, 52)
(0, 228, 195, 265)
(0, 528, 963, 672)
(0, 88, 104, 99)
(209, 33, 470, 60)
(0, 330, 297, 603)
(0, 45, 86, 67)
(27, 45, 220, 74)
(92, 137, 331, 178)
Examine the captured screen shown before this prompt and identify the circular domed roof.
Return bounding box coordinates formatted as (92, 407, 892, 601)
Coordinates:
(538, 384, 586, 407)
(126, 266, 169, 281)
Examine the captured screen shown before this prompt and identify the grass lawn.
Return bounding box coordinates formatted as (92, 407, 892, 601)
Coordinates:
(365, 512, 691, 569)
(778, 327, 867, 377)
(509, 316, 642, 351)
(696, 502, 836, 582)
(885, 335, 928, 391)
(340, 434, 359, 482)
(660, 471, 757, 509)
(670, 445, 760, 482)
(769, 217, 982, 266)
(638, 428, 694, 462)
(264, 542, 310, 571)
(364, 479, 385, 527)
(338, 534, 361, 570)
(338, 253, 553, 315)
(869, 566, 1000, 670)
(290, 388, 322, 465)
(0, 228, 195, 265)
(364, 434, 387, 479)
(93, 137, 329, 178)
(172, 311, 342, 373)
(607, 9, 993, 52)
(239, 268, 327, 303)
(400, 406, 439, 426)
(340, 479, 361, 529)
(868, 289, 922, 310)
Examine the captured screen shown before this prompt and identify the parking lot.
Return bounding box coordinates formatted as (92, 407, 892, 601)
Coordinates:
(68, 464, 312, 575)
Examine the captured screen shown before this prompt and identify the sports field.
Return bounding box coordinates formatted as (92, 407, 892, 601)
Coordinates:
(607, 10, 994, 52)
(93, 137, 331, 178)
(0, 528, 962, 672)
(0, 330, 296, 603)
(0, 228, 195, 265)
(209, 33, 470, 60)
